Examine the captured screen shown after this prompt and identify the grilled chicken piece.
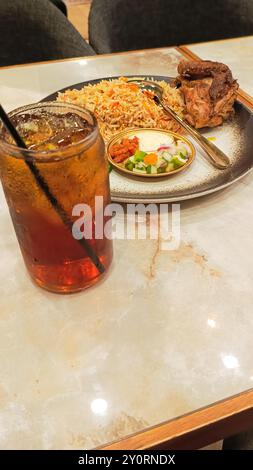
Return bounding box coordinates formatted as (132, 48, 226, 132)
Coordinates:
(175, 60, 239, 128)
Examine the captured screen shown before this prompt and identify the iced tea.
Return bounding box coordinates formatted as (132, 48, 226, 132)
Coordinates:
(0, 102, 113, 293)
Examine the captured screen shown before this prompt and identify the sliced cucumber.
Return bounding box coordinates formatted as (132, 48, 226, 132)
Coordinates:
(171, 155, 187, 169)
(176, 142, 188, 157)
(163, 153, 173, 162)
(157, 158, 165, 168)
(134, 150, 147, 162)
(136, 162, 146, 170)
(177, 146, 187, 157)
(133, 167, 146, 174)
(157, 166, 166, 174)
(125, 161, 134, 171)
(166, 162, 175, 172)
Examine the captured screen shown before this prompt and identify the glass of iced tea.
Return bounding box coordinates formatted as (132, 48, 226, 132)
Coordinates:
(0, 102, 113, 293)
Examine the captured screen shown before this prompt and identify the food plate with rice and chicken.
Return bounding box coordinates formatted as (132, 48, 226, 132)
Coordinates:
(42, 60, 253, 202)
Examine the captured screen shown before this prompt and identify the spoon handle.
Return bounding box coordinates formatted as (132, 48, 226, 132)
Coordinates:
(160, 101, 230, 170)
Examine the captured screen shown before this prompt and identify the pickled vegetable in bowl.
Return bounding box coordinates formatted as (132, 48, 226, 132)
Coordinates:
(107, 128, 195, 178)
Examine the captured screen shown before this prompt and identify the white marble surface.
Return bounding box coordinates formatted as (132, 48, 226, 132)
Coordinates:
(186, 36, 253, 97)
(0, 47, 253, 450)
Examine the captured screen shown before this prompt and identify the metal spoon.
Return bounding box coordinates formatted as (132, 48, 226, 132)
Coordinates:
(128, 79, 231, 170)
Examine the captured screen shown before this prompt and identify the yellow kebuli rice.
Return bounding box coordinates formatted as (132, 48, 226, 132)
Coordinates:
(57, 77, 184, 142)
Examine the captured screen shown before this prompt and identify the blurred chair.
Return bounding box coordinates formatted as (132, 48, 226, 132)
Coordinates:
(89, 0, 253, 53)
(223, 429, 253, 450)
(0, 0, 95, 67)
(50, 0, 67, 16)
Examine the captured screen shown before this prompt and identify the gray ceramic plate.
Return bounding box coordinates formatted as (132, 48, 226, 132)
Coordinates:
(42, 76, 253, 203)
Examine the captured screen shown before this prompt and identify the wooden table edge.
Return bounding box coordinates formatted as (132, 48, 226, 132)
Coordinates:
(98, 388, 253, 450)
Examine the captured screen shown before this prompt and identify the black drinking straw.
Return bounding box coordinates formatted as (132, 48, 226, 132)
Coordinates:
(0, 104, 105, 274)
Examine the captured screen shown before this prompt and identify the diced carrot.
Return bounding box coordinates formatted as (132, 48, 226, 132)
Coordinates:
(110, 101, 120, 108)
(144, 153, 158, 165)
(107, 89, 114, 97)
(127, 84, 139, 92)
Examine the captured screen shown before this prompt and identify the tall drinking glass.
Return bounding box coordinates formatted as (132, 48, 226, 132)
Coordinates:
(0, 102, 113, 293)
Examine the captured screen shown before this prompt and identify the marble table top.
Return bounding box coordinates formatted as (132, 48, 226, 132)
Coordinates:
(0, 44, 253, 449)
